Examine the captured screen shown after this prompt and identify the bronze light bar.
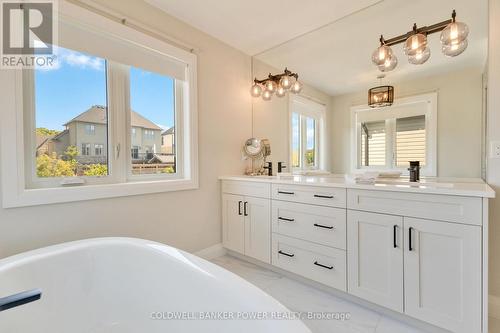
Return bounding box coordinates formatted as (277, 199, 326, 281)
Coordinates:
(250, 68, 303, 101)
(372, 10, 468, 72)
(253, 68, 298, 85)
(380, 10, 456, 47)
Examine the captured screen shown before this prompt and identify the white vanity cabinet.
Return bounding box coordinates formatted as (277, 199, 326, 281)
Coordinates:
(404, 217, 481, 333)
(347, 210, 404, 312)
(220, 177, 492, 333)
(221, 181, 271, 263)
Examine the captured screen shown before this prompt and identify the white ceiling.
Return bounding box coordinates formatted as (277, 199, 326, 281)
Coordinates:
(145, 0, 382, 55)
(147, 0, 488, 96)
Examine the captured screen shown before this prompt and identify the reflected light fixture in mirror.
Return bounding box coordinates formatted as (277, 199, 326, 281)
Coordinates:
(372, 10, 469, 72)
(368, 75, 394, 108)
(250, 68, 301, 101)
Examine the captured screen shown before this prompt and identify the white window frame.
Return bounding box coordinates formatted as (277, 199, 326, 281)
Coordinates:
(81, 143, 91, 156)
(289, 95, 326, 171)
(0, 2, 198, 208)
(350, 92, 437, 176)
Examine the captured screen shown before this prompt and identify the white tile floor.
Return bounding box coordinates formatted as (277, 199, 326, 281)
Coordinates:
(211, 255, 496, 333)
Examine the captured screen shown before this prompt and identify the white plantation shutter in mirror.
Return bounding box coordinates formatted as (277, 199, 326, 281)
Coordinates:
(361, 121, 386, 166)
(396, 116, 426, 167)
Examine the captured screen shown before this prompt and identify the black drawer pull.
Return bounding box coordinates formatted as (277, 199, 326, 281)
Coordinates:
(313, 261, 333, 270)
(238, 201, 242, 216)
(278, 250, 295, 257)
(314, 223, 334, 230)
(314, 194, 334, 199)
(0, 289, 42, 312)
(244, 201, 248, 216)
(278, 217, 295, 222)
(278, 191, 295, 195)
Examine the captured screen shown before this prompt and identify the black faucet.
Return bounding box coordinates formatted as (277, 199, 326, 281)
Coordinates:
(277, 162, 287, 173)
(408, 161, 421, 182)
(263, 162, 273, 176)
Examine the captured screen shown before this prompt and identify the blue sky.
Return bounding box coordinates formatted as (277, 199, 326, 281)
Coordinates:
(35, 47, 175, 131)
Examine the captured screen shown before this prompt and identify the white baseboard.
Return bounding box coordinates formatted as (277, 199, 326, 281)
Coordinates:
(490, 295, 500, 319)
(193, 243, 226, 260)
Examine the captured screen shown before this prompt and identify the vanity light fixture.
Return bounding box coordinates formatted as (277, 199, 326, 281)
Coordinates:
(368, 75, 394, 108)
(371, 10, 469, 72)
(250, 68, 302, 101)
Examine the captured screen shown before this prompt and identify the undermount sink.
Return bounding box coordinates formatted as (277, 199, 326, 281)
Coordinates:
(374, 179, 454, 189)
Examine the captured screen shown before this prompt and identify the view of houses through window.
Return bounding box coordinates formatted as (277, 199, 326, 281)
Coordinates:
(34, 47, 176, 178)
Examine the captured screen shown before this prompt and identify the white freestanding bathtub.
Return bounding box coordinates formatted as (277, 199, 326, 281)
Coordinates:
(0, 238, 310, 333)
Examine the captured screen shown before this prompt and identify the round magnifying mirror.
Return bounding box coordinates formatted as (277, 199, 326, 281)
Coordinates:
(243, 138, 263, 158)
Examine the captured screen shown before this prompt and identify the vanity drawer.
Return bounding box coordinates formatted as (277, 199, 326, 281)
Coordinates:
(347, 189, 482, 225)
(272, 184, 346, 208)
(222, 180, 270, 198)
(272, 234, 346, 291)
(272, 201, 346, 249)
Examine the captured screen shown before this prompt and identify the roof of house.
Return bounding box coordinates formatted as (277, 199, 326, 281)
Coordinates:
(162, 127, 175, 135)
(36, 134, 51, 150)
(64, 105, 162, 130)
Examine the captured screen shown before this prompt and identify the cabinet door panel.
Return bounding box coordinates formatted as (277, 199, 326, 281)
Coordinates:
(404, 217, 481, 333)
(347, 210, 403, 312)
(222, 193, 245, 253)
(245, 197, 271, 263)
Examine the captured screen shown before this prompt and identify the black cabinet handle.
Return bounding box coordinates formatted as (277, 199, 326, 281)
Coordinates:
(244, 202, 248, 216)
(278, 250, 294, 257)
(278, 217, 295, 222)
(313, 223, 334, 230)
(238, 201, 242, 216)
(409, 227, 414, 251)
(313, 261, 333, 270)
(0, 289, 42, 312)
(278, 191, 295, 195)
(314, 194, 334, 199)
(393, 225, 397, 248)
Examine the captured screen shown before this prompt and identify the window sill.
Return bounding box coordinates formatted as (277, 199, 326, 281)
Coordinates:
(2, 178, 199, 208)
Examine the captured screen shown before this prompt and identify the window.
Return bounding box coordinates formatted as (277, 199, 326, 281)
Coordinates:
(0, 4, 198, 207)
(85, 124, 96, 135)
(94, 144, 104, 156)
(351, 93, 437, 176)
(131, 146, 139, 159)
(143, 129, 155, 140)
(360, 121, 386, 166)
(81, 143, 91, 156)
(130, 66, 176, 175)
(289, 95, 325, 170)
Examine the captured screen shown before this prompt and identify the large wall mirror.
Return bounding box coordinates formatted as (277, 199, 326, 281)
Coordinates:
(250, 0, 488, 178)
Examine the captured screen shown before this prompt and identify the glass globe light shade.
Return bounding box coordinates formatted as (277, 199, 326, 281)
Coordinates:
(404, 33, 427, 56)
(276, 85, 286, 98)
(440, 21, 469, 46)
(279, 75, 293, 90)
(371, 45, 393, 66)
(378, 55, 398, 72)
(262, 89, 273, 101)
(264, 80, 277, 93)
(290, 80, 303, 94)
(442, 38, 468, 57)
(408, 46, 431, 65)
(250, 83, 262, 97)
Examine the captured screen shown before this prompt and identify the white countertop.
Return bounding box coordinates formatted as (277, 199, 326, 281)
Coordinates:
(219, 175, 495, 198)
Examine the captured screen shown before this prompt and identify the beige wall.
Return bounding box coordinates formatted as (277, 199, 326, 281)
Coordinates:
(331, 67, 484, 178)
(252, 59, 334, 172)
(488, 0, 500, 302)
(0, 0, 252, 258)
